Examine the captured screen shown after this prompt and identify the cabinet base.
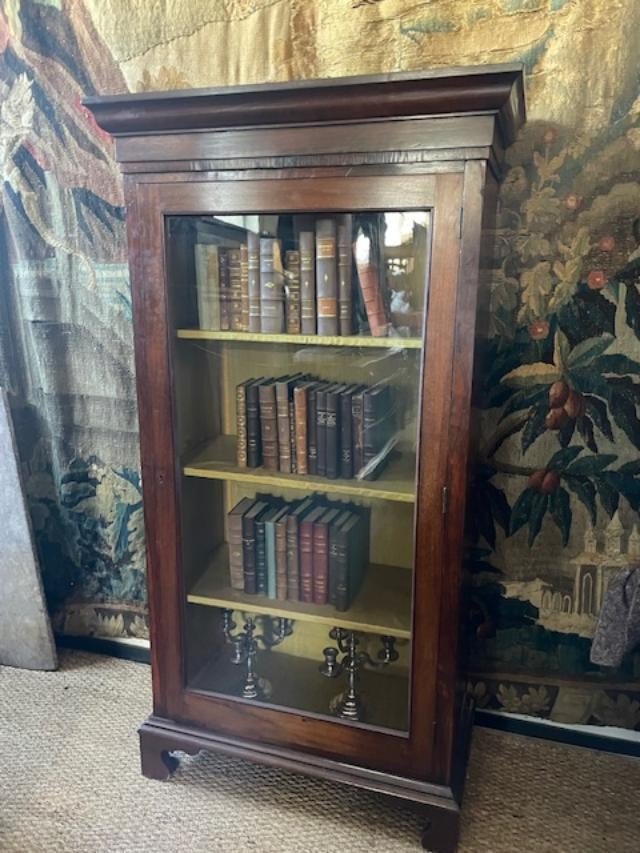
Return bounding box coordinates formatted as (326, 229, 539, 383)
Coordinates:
(139, 712, 470, 852)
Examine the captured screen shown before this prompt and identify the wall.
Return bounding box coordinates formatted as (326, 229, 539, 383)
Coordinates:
(0, 0, 639, 729)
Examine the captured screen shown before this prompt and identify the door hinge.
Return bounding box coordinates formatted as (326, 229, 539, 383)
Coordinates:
(441, 485, 449, 515)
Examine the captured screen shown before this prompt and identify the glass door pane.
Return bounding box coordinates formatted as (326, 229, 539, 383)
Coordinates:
(166, 210, 431, 733)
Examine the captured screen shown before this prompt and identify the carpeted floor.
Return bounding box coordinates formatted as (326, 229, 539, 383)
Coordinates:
(0, 651, 639, 852)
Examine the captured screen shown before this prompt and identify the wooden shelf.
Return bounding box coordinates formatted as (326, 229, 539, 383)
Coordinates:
(187, 545, 412, 639)
(189, 649, 409, 732)
(177, 328, 423, 349)
(183, 435, 416, 503)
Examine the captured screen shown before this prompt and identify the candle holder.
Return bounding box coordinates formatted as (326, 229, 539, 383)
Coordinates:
(222, 609, 293, 700)
(319, 627, 399, 722)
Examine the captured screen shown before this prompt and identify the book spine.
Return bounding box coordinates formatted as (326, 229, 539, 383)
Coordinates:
(289, 397, 297, 474)
(228, 248, 244, 332)
(260, 237, 285, 333)
(275, 516, 288, 601)
(293, 385, 308, 476)
(328, 520, 341, 607)
(352, 389, 364, 475)
(236, 382, 248, 467)
(316, 387, 328, 478)
(218, 247, 231, 331)
(239, 243, 250, 332)
(334, 524, 351, 611)
(255, 519, 268, 595)
(275, 381, 292, 474)
(325, 388, 340, 480)
(286, 515, 300, 601)
(312, 521, 329, 605)
(307, 386, 319, 475)
(285, 249, 301, 334)
(363, 387, 381, 466)
(228, 510, 245, 591)
(247, 231, 261, 332)
(242, 515, 257, 594)
(246, 382, 262, 468)
(337, 216, 352, 336)
(315, 218, 338, 336)
(259, 383, 279, 471)
(340, 390, 354, 479)
(299, 518, 314, 603)
(355, 255, 387, 337)
(265, 520, 277, 599)
(299, 231, 316, 335)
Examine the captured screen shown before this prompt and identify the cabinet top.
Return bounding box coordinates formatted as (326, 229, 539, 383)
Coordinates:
(84, 63, 525, 147)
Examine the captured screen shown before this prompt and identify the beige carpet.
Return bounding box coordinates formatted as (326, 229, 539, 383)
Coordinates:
(0, 651, 638, 853)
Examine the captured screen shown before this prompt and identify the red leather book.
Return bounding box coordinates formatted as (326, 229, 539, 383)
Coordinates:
(312, 507, 340, 604)
(247, 231, 261, 332)
(293, 380, 314, 476)
(354, 230, 388, 337)
(315, 218, 338, 336)
(260, 237, 285, 333)
(258, 380, 279, 471)
(337, 215, 353, 336)
(299, 505, 326, 603)
(285, 497, 315, 601)
(299, 230, 316, 334)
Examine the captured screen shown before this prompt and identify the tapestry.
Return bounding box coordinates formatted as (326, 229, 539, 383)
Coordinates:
(1, 0, 638, 729)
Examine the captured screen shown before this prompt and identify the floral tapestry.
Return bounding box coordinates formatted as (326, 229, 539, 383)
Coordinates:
(0, 0, 638, 729)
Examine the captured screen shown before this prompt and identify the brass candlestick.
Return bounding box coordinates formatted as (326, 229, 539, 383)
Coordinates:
(222, 610, 293, 700)
(320, 627, 399, 722)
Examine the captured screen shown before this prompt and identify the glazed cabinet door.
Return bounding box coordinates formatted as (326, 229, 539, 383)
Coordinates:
(127, 169, 467, 779)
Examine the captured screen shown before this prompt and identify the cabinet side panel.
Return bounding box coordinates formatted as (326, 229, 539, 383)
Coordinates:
(432, 160, 489, 784)
(125, 178, 183, 717)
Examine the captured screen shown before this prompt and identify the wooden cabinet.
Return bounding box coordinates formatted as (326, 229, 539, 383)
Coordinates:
(86, 66, 525, 852)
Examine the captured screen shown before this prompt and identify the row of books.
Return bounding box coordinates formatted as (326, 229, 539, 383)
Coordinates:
(195, 215, 388, 338)
(236, 374, 396, 481)
(227, 494, 371, 610)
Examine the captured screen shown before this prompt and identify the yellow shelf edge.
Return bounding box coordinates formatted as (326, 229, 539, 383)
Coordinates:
(182, 464, 415, 503)
(176, 328, 423, 350)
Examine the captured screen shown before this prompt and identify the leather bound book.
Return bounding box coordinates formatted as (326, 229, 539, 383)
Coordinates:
(260, 237, 285, 333)
(308, 381, 329, 476)
(227, 497, 255, 591)
(293, 380, 314, 476)
(275, 376, 293, 474)
(264, 505, 288, 599)
(240, 243, 250, 331)
(312, 507, 340, 605)
(285, 249, 301, 334)
(242, 500, 269, 594)
(337, 215, 353, 336)
(328, 509, 352, 606)
(195, 243, 221, 331)
(289, 396, 297, 474)
(315, 218, 338, 336)
(246, 378, 264, 468)
(228, 248, 244, 332)
(299, 231, 316, 334)
(299, 505, 326, 603)
(339, 384, 359, 479)
(285, 497, 315, 601)
(235, 378, 254, 468)
(218, 247, 231, 331)
(255, 509, 269, 596)
(362, 383, 395, 478)
(258, 380, 279, 471)
(325, 385, 344, 480)
(247, 231, 261, 332)
(334, 512, 363, 611)
(315, 384, 328, 478)
(275, 508, 290, 601)
(351, 386, 365, 476)
(354, 230, 388, 337)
